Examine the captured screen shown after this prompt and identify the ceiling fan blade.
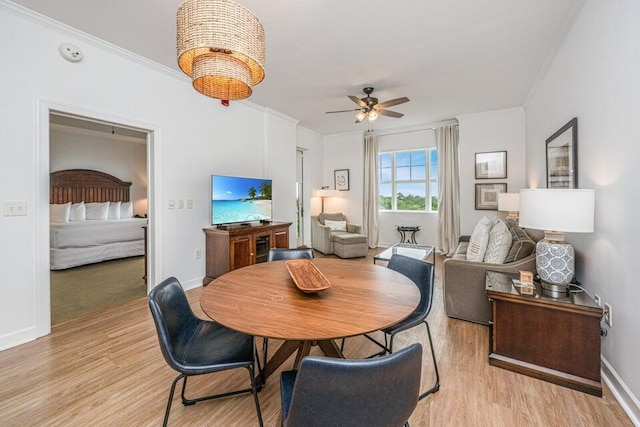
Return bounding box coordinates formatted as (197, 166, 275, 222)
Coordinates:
(377, 109, 404, 118)
(376, 97, 410, 109)
(348, 95, 367, 108)
(326, 109, 360, 114)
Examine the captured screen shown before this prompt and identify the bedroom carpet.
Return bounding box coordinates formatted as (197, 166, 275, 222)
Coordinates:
(50, 256, 146, 325)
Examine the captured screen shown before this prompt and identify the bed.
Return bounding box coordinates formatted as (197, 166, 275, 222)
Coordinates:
(50, 169, 147, 270)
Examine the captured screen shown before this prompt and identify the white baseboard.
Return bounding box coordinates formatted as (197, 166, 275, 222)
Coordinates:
(0, 326, 38, 352)
(602, 356, 640, 426)
(182, 277, 204, 292)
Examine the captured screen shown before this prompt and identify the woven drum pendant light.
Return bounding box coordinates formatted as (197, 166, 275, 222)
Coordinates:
(177, 0, 265, 100)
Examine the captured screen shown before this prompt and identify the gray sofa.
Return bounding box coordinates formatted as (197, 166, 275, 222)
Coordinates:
(443, 226, 542, 325)
(310, 213, 368, 258)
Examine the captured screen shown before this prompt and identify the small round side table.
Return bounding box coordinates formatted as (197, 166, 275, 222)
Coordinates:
(396, 225, 420, 244)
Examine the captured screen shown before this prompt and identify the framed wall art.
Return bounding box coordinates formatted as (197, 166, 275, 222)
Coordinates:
(334, 169, 350, 191)
(475, 183, 507, 210)
(546, 117, 578, 188)
(475, 151, 507, 179)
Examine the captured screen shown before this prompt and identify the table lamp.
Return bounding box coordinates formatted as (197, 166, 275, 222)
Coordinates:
(518, 189, 595, 296)
(315, 188, 341, 213)
(498, 193, 520, 225)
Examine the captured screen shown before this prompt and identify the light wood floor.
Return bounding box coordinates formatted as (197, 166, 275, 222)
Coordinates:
(0, 251, 632, 426)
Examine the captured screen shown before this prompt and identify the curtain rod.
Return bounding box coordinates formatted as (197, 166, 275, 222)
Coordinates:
(371, 119, 458, 137)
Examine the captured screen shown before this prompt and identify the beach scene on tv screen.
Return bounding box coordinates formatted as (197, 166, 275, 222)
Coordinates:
(212, 175, 272, 224)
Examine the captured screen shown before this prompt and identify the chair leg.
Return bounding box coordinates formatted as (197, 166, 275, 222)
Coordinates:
(262, 338, 269, 378)
(254, 342, 264, 390)
(363, 333, 390, 358)
(419, 321, 440, 400)
(164, 374, 186, 427)
(247, 364, 264, 427)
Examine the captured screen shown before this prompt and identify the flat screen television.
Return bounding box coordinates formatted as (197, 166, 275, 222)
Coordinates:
(211, 174, 273, 225)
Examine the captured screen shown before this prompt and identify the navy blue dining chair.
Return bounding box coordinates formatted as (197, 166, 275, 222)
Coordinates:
(148, 277, 263, 426)
(280, 343, 423, 427)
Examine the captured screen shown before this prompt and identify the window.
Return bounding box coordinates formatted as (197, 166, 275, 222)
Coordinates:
(379, 149, 438, 212)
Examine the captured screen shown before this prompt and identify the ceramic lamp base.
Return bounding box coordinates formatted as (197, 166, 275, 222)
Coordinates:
(536, 238, 575, 287)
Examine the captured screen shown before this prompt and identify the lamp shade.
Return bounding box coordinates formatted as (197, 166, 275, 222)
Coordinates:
(177, 0, 265, 100)
(497, 193, 519, 212)
(519, 189, 594, 233)
(315, 189, 341, 198)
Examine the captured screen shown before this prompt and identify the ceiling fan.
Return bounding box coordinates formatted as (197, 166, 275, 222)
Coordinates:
(326, 87, 410, 123)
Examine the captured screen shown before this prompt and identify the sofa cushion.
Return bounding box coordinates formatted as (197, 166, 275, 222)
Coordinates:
(467, 216, 492, 262)
(452, 242, 469, 260)
(318, 212, 346, 225)
(325, 219, 347, 231)
(333, 233, 367, 245)
(483, 219, 512, 264)
(504, 225, 536, 263)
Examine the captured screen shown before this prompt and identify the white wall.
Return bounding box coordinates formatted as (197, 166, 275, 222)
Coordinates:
(377, 129, 438, 247)
(50, 127, 148, 215)
(0, 5, 298, 350)
(525, 0, 640, 421)
(457, 107, 527, 234)
(320, 131, 365, 223)
(264, 109, 299, 247)
(296, 126, 323, 246)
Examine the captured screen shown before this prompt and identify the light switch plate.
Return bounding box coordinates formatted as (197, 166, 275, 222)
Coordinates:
(3, 201, 27, 216)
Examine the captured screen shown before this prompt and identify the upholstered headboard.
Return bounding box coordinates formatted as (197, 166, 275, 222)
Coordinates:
(50, 169, 132, 204)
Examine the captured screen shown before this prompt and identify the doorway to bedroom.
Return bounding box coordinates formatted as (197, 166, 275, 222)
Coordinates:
(49, 113, 149, 325)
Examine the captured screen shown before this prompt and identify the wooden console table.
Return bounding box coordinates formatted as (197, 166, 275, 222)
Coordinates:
(486, 271, 603, 396)
(202, 221, 292, 285)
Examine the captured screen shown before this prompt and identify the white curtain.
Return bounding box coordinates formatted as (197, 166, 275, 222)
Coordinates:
(363, 132, 379, 248)
(435, 124, 460, 256)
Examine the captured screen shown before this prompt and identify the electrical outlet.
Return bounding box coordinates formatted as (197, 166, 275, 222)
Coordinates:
(604, 303, 613, 327)
(186, 199, 193, 209)
(168, 199, 175, 209)
(194, 249, 202, 259)
(593, 294, 601, 306)
(177, 199, 184, 209)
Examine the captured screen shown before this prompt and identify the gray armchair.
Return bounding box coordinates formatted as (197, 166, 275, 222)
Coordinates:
(310, 213, 366, 257)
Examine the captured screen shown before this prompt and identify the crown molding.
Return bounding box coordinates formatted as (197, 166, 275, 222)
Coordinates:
(0, 0, 189, 83)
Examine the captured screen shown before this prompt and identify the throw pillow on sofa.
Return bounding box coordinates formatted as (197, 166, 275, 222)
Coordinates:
(483, 219, 512, 263)
(504, 225, 536, 263)
(467, 216, 492, 262)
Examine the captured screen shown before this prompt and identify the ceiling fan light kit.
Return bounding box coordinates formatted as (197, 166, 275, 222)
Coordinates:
(177, 0, 265, 101)
(327, 87, 409, 125)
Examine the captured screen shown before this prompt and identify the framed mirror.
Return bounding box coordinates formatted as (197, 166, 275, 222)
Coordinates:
(546, 117, 578, 188)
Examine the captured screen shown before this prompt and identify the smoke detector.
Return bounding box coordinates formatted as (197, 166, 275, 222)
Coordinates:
(59, 43, 83, 63)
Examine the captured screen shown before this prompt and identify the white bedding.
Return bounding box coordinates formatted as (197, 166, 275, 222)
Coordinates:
(50, 240, 144, 270)
(50, 218, 147, 249)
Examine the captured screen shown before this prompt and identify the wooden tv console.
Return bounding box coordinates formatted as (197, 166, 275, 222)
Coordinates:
(203, 221, 292, 285)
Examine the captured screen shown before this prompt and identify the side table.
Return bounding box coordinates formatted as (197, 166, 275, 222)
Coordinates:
(485, 271, 603, 396)
(396, 225, 420, 244)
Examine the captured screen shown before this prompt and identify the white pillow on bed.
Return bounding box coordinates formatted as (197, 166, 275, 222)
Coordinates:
(69, 202, 86, 221)
(86, 202, 110, 220)
(108, 201, 121, 220)
(50, 203, 71, 223)
(120, 202, 133, 219)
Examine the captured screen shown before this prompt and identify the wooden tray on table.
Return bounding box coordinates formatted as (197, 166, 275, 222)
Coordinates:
(285, 259, 331, 293)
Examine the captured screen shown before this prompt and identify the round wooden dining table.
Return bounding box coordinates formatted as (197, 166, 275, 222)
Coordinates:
(200, 258, 420, 383)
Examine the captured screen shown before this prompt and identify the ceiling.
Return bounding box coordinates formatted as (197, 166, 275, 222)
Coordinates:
(12, 0, 584, 135)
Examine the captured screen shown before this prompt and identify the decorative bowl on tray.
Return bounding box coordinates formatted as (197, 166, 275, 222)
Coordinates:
(285, 259, 331, 293)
